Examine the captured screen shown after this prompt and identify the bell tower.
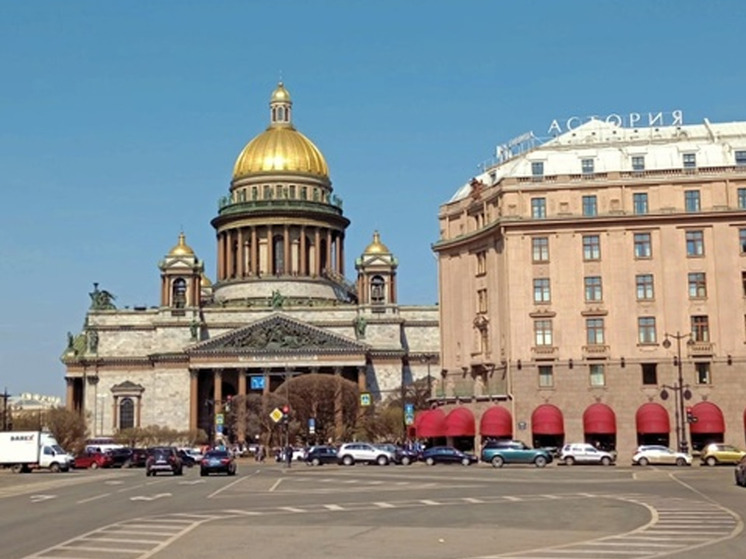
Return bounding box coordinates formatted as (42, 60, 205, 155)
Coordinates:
(355, 231, 398, 310)
(158, 233, 203, 310)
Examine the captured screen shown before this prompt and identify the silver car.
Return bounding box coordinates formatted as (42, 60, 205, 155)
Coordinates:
(560, 443, 615, 466)
(632, 445, 691, 467)
(337, 443, 394, 466)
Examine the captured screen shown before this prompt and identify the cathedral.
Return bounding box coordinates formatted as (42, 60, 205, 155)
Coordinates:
(62, 83, 440, 442)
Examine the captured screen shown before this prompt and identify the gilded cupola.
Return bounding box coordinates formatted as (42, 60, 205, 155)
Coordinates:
(168, 232, 195, 257)
(232, 82, 329, 180)
(363, 231, 390, 254)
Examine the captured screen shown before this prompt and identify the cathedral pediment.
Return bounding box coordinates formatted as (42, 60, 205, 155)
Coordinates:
(188, 313, 367, 355)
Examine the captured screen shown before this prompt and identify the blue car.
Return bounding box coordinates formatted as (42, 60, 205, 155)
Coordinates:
(421, 446, 478, 466)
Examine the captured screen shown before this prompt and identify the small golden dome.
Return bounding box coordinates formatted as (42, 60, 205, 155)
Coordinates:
(271, 82, 291, 103)
(200, 273, 213, 288)
(168, 232, 195, 257)
(364, 231, 390, 254)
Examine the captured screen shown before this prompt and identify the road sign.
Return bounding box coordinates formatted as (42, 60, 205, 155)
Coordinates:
(308, 418, 316, 434)
(250, 376, 265, 390)
(360, 392, 372, 407)
(215, 425, 223, 434)
(405, 413, 415, 426)
(404, 403, 415, 425)
(270, 407, 283, 423)
(215, 413, 224, 425)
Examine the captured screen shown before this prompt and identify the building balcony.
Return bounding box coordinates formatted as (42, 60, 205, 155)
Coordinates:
(531, 346, 557, 358)
(582, 344, 609, 358)
(688, 341, 714, 356)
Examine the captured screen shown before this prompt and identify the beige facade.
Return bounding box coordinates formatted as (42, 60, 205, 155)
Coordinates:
(62, 84, 439, 442)
(434, 118, 746, 458)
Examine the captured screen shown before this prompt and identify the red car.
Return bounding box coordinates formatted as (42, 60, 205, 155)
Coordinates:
(73, 450, 113, 469)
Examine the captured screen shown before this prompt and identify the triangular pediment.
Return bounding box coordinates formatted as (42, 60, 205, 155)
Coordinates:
(188, 313, 367, 355)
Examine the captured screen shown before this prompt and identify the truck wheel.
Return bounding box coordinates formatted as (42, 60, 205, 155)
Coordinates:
(50, 463, 61, 473)
(11, 464, 23, 474)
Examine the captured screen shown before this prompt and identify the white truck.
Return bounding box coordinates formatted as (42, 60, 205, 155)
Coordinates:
(0, 431, 73, 473)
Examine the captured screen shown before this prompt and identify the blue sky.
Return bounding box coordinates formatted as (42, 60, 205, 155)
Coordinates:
(1, 1, 744, 398)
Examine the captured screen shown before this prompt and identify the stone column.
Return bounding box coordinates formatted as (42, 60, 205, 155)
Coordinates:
(250, 226, 257, 275)
(136, 396, 142, 428)
(112, 397, 118, 431)
(214, 370, 223, 415)
(217, 233, 225, 280)
(334, 367, 344, 440)
(262, 368, 271, 397)
(326, 229, 332, 274)
(357, 366, 367, 392)
(300, 226, 307, 276)
(189, 370, 199, 432)
(283, 225, 290, 276)
(237, 369, 247, 443)
(390, 274, 397, 304)
(314, 227, 321, 275)
(65, 378, 75, 411)
(335, 232, 342, 275)
(226, 231, 234, 279)
(267, 225, 274, 275)
(339, 233, 345, 276)
(237, 228, 244, 278)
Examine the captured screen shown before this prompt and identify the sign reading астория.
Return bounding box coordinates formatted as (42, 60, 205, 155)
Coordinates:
(547, 110, 683, 135)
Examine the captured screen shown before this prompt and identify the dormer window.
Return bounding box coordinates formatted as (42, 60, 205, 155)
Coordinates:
(581, 159, 595, 175)
(683, 153, 697, 169)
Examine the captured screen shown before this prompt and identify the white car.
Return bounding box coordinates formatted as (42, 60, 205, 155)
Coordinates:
(632, 445, 691, 466)
(560, 443, 615, 466)
(337, 442, 394, 466)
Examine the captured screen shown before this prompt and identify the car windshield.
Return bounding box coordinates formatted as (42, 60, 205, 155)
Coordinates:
(205, 451, 229, 459)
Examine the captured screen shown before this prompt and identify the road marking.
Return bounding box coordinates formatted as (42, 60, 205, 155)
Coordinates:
(268, 479, 282, 492)
(279, 506, 306, 513)
(420, 499, 440, 505)
(77, 492, 111, 504)
(323, 504, 345, 511)
(105, 480, 125, 485)
(207, 473, 249, 499)
(130, 493, 172, 502)
(374, 502, 395, 508)
(178, 480, 205, 485)
(463, 497, 483, 503)
(29, 495, 56, 503)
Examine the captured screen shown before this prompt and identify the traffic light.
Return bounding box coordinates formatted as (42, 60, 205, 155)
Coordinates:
(686, 407, 697, 423)
(282, 405, 290, 424)
(225, 395, 232, 411)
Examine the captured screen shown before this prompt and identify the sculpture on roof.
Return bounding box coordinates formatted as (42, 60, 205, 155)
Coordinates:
(89, 282, 117, 310)
(353, 315, 367, 339)
(270, 290, 285, 309)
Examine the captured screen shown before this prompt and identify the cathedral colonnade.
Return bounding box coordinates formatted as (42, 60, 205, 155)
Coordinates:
(216, 225, 345, 281)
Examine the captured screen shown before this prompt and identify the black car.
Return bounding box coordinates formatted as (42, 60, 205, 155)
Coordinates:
(106, 447, 134, 468)
(374, 443, 418, 465)
(178, 449, 197, 468)
(305, 446, 339, 466)
(200, 450, 237, 476)
(129, 448, 148, 468)
(145, 447, 183, 476)
(422, 446, 478, 466)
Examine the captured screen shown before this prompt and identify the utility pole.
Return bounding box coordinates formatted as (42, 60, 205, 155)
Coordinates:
(1, 387, 10, 431)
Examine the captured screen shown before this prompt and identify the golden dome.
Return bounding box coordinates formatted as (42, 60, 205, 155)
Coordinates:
(364, 231, 390, 254)
(168, 232, 195, 257)
(232, 83, 329, 180)
(200, 273, 213, 288)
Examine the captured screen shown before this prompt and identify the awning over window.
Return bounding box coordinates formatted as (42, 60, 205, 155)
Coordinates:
(690, 401, 725, 434)
(479, 406, 513, 438)
(418, 408, 447, 438)
(531, 404, 564, 435)
(635, 403, 670, 434)
(444, 407, 476, 437)
(583, 403, 616, 434)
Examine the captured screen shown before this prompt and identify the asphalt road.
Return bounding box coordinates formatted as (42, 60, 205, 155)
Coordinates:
(0, 460, 744, 559)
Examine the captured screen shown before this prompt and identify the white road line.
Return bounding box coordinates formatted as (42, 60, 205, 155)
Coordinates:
(207, 474, 248, 499)
(268, 479, 282, 492)
(77, 492, 111, 504)
(279, 506, 306, 513)
(463, 497, 484, 503)
(420, 499, 440, 505)
(374, 502, 395, 508)
(83, 536, 162, 544)
(323, 504, 345, 511)
(59, 544, 142, 553)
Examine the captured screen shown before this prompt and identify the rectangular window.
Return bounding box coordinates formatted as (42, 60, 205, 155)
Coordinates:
(584, 276, 602, 302)
(477, 288, 488, 313)
(638, 317, 656, 344)
(695, 362, 711, 385)
(534, 319, 553, 346)
(532, 237, 549, 262)
(636, 274, 654, 300)
(582, 158, 595, 175)
(683, 153, 697, 169)
(480, 329, 489, 354)
(740, 229, 746, 253)
(736, 151, 746, 166)
(691, 315, 710, 342)
(586, 318, 605, 345)
(589, 364, 605, 387)
(538, 365, 554, 388)
(582, 195, 598, 217)
(641, 363, 658, 385)
(583, 235, 601, 260)
(688, 272, 707, 298)
(632, 156, 645, 172)
(531, 198, 546, 218)
(634, 232, 652, 259)
(263, 185, 272, 199)
(633, 192, 649, 215)
(300, 186, 308, 200)
(476, 251, 486, 275)
(739, 188, 746, 209)
(531, 161, 544, 178)
(743, 271, 746, 297)
(684, 190, 701, 212)
(686, 230, 704, 256)
(533, 278, 551, 303)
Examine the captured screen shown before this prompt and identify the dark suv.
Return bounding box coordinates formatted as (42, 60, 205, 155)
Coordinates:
(481, 440, 554, 468)
(145, 447, 183, 476)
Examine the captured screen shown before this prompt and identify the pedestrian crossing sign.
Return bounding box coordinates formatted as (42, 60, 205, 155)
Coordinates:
(360, 392, 372, 407)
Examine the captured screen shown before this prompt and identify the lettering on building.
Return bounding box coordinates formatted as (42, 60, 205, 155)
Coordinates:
(547, 110, 684, 135)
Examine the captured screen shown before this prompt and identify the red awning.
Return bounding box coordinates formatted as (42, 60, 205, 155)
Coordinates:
(418, 408, 447, 438)
(480, 406, 513, 438)
(531, 404, 564, 435)
(444, 407, 476, 437)
(583, 403, 616, 434)
(635, 403, 670, 434)
(690, 401, 725, 434)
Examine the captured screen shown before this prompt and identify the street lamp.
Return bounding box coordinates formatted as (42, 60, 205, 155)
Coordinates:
(419, 354, 436, 400)
(661, 331, 694, 453)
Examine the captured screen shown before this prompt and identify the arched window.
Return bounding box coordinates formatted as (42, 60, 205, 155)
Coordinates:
(119, 398, 135, 430)
(172, 278, 187, 308)
(264, 185, 272, 199)
(273, 234, 285, 275)
(371, 275, 385, 304)
(277, 107, 284, 121)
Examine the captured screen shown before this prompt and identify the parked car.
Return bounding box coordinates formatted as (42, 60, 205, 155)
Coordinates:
(178, 449, 197, 468)
(701, 443, 746, 466)
(632, 445, 691, 466)
(422, 446, 478, 466)
(481, 440, 554, 468)
(305, 445, 339, 466)
(560, 443, 616, 466)
(200, 450, 237, 476)
(337, 442, 394, 466)
(734, 456, 746, 487)
(374, 443, 419, 465)
(145, 447, 183, 476)
(107, 447, 135, 468)
(73, 450, 113, 470)
(128, 448, 148, 468)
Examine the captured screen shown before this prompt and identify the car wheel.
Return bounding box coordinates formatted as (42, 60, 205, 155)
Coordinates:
(377, 455, 389, 466)
(401, 456, 411, 466)
(425, 457, 435, 466)
(706, 456, 717, 467)
(491, 456, 504, 468)
(228, 468, 236, 476)
(123, 459, 132, 468)
(342, 455, 354, 466)
(461, 457, 471, 466)
(90, 462, 99, 470)
(175, 468, 183, 476)
(638, 457, 649, 466)
(200, 470, 207, 477)
(601, 456, 612, 466)
(564, 456, 575, 466)
(676, 457, 687, 467)
(50, 462, 61, 473)
(312, 458, 321, 467)
(534, 456, 547, 468)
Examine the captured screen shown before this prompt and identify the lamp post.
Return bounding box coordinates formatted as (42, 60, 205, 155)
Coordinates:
(661, 331, 694, 453)
(419, 354, 435, 401)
